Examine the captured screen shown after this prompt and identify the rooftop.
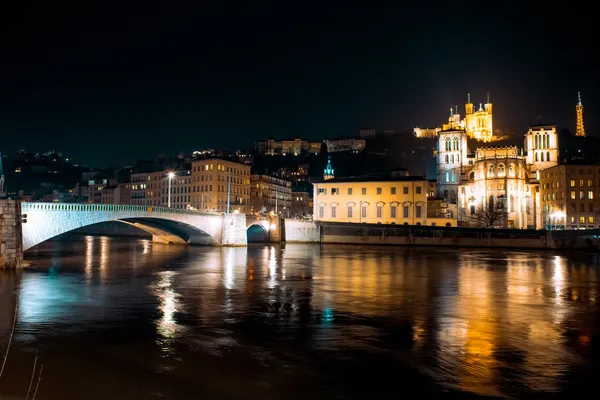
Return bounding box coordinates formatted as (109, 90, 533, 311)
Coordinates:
(314, 173, 426, 184)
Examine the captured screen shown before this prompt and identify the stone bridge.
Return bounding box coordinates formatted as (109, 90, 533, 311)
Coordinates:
(0, 200, 316, 267)
(20, 202, 249, 251)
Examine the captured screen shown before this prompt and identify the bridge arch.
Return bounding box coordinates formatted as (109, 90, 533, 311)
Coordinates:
(21, 203, 227, 251)
(246, 222, 270, 243)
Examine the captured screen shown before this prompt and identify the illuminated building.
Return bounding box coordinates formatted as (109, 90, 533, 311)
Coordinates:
(438, 125, 559, 229)
(249, 174, 292, 215)
(130, 171, 163, 206)
(415, 93, 495, 142)
(162, 170, 192, 210)
(291, 191, 312, 218)
(253, 137, 321, 156)
(190, 158, 250, 213)
(540, 164, 600, 229)
(576, 91, 586, 137)
(323, 137, 366, 153)
(313, 170, 457, 226)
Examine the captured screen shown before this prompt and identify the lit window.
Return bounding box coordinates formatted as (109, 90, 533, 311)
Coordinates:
(571, 216, 576, 224)
(590, 216, 595, 224)
(588, 180, 593, 187)
(588, 191, 594, 200)
(580, 191, 584, 200)
(571, 191, 576, 200)
(570, 180, 575, 187)
(580, 179, 584, 187)
(580, 216, 585, 224)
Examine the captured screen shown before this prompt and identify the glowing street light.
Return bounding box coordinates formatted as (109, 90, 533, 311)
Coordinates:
(167, 172, 175, 208)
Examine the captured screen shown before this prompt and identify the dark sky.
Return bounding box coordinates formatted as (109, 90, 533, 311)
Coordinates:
(1, 2, 597, 167)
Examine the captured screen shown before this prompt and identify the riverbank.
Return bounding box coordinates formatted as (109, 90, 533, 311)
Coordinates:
(317, 222, 600, 251)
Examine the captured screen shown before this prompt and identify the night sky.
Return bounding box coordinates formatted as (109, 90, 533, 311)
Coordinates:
(1, 3, 596, 167)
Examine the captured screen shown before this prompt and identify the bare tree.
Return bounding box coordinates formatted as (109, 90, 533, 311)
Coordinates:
(472, 201, 508, 228)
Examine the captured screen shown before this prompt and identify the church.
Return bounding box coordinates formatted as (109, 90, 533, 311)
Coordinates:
(433, 96, 558, 229)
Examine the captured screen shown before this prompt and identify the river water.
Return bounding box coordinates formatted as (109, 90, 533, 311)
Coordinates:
(1, 235, 599, 399)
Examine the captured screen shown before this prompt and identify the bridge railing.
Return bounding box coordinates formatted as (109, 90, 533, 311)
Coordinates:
(21, 202, 221, 216)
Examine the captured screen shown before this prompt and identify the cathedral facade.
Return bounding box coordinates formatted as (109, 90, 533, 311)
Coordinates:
(436, 125, 558, 229)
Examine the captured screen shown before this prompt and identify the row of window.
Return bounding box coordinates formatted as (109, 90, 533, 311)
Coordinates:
(443, 154, 460, 164)
(443, 137, 460, 151)
(569, 179, 595, 187)
(544, 203, 596, 213)
(543, 191, 597, 201)
(533, 134, 552, 150)
(318, 186, 422, 195)
(318, 204, 423, 219)
(192, 164, 249, 175)
(534, 152, 552, 162)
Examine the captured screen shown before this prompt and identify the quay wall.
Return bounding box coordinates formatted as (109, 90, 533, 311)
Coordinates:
(317, 222, 600, 251)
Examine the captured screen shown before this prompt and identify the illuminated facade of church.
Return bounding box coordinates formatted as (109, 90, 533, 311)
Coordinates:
(415, 93, 496, 142)
(436, 121, 558, 229)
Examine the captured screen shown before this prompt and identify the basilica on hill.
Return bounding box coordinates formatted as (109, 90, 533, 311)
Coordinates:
(415, 93, 560, 229)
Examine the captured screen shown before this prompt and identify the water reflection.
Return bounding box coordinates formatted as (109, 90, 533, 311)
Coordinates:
(2, 239, 599, 399)
(150, 270, 181, 355)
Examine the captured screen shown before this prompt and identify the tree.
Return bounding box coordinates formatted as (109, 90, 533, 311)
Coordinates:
(472, 200, 508, 228)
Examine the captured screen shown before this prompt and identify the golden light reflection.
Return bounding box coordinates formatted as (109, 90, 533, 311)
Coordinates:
(142, 239, 151, 255)
(553, 255, 565, 306)
(437, 256, 498, 396)
(84, 235, 93, 282)
(99, 236, 110, 282)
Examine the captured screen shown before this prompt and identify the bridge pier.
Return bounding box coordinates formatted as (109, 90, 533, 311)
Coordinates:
(0, 199, 23, 268)
(221, 213, 248, 246)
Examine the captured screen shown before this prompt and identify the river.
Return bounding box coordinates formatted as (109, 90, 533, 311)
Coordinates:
(1, 234, 599, 399)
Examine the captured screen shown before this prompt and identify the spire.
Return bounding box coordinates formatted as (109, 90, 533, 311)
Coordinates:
(467, 93, 471, 103)
(323, 156, 334, 180)
(487, 93, 490, 104)
(478, 103, 483, 111)
(455, 105, 458, 115)
(576, 91, 586, 137)
(449, 107, 453, 116)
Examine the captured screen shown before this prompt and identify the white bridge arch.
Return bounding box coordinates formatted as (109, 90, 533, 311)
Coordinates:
(20, 202, 249, 250)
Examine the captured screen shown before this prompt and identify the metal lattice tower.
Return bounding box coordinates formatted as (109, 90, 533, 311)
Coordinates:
(576, 91, 586, 137)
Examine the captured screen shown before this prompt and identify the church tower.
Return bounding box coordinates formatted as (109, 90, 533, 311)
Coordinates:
(524, 125, 559, 172)
(323, 156, 334, 180)
(464, 93, 493, 142)
(576, 91, 586, 137)
(436, 128, 468, 201)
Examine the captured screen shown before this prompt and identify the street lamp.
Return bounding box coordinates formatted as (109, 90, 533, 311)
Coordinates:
(551, 211, 565, 230)
(167, 172, 175, 207)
